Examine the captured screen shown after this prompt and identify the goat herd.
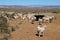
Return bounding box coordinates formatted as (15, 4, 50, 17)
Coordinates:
(4, 13, 55, 37)
(11, 13, 55, 37)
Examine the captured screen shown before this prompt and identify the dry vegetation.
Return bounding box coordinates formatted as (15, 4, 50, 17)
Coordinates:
(0, 8, 60, 40)
(8, 13, 60, 40)
(0, 8, 60, 13)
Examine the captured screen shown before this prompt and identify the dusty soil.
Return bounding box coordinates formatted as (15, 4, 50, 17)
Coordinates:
(8, 13, 60, 40)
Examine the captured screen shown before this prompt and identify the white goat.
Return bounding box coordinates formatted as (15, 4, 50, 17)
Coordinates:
(43, 17, 50, 23)
(38, 18, 43, 24)
(30, 16, 36, 24)
(37, 24, 47, 37)
(27, 14, 35, 20)
(17, 13, 24, 20)
(13, 15, 19, 19)
(22, 14, 27, 20)
(47, 16, 55, 23)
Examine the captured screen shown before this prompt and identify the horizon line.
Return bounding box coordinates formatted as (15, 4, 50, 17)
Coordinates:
(0, 4, 60, 6)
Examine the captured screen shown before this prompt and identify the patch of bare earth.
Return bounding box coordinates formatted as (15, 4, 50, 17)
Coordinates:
(8, 14, 60, 40)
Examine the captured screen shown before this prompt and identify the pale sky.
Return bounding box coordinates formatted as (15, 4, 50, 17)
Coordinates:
(0, 0, 60, 6)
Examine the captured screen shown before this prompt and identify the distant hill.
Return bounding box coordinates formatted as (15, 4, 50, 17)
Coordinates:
(0, 5, 28, 8)
(0, 5, 60, 9)
(0, 5, 60, 13)
(28, 5, 60, 8)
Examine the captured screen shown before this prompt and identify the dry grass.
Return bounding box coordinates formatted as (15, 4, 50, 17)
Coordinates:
(0, 13, 60, 40)
(5, 13, 60, 40)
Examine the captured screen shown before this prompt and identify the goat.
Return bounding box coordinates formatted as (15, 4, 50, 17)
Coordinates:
(37, 24, 47, 37)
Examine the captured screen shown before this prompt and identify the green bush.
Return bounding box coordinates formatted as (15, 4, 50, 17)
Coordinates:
(0, 16, 9, 33)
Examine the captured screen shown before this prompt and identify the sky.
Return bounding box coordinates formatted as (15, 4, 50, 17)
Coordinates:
(0, 0, 60, 6)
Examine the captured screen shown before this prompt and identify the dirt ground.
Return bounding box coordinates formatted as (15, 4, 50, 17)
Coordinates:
(8, 13, 60, 40)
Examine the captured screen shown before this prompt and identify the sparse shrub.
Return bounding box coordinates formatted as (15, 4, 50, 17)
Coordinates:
(0, 16, 9, 33)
